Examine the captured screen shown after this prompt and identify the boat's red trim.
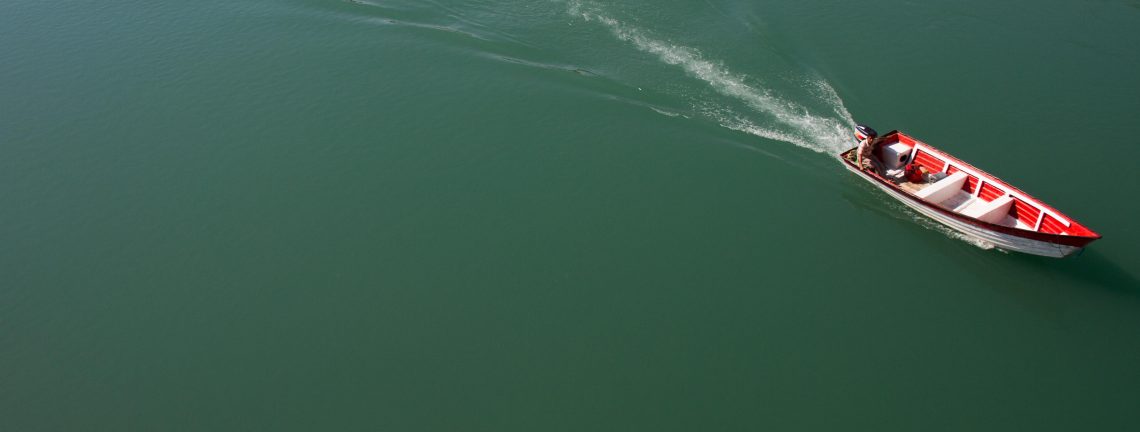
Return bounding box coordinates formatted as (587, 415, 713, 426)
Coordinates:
(978, 182, 1006, 202)
(913, 149, 945, 173)
(840, 131, 1101, 248)
(1009, 197, 1040, 227)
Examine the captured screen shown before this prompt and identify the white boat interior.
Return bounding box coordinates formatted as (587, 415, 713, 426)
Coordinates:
(864, 138, 1045, 232)
(889, 167, 1031, 229)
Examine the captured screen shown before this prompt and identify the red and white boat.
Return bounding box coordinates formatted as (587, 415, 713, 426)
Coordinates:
(840, 127, 1100, 257)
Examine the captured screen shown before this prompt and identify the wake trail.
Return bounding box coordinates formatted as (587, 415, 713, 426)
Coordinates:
(567, 0, 855, 154)
(567, 1, 996, 252)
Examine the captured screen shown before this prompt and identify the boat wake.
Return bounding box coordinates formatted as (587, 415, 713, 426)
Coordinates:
(567, 0, 855, 154)
(568, 1, 1000, 252)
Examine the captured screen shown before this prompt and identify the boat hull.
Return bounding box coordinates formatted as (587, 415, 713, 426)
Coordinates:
(843, 163, 1082, 258)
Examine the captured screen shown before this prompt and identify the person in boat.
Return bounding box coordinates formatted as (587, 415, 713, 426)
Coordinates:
(855, 125, 885, 175)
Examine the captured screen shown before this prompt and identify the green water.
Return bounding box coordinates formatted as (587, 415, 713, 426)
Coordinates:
(3, 0, 1139, 430)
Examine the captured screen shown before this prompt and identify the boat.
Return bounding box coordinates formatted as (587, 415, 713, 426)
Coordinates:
(839, 126, 1100, 257)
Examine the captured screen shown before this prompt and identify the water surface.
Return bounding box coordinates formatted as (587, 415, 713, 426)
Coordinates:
(2, 0, 1139, 430)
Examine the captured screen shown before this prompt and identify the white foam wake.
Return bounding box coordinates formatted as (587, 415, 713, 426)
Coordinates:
(567, 0, 855, 154)
(566, 2, 1000, 252)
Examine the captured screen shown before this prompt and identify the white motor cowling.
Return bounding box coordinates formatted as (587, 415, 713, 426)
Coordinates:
(854, 124, 878, 143)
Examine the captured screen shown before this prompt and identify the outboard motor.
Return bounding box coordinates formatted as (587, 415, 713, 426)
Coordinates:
(854, 124, 878, 143)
